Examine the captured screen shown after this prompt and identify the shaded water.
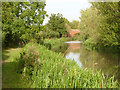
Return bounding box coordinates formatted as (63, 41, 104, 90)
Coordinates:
(52, 41, 120, 82)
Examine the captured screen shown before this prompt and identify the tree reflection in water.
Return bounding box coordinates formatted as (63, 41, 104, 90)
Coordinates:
(64, 42, 119, 81)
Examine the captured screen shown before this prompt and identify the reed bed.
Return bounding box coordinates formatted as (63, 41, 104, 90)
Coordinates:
(17, 42, 118, 88)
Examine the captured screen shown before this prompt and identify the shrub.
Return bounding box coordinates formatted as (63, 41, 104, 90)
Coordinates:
(83, 38, 99, 50)
(17, 44, 41, 75)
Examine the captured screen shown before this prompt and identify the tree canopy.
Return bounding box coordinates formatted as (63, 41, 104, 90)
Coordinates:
(92, 2, 120, 46)
(70, 20, 80, 29)
(2, 1, 47, 47)
(79, 2, 120, 48)
(47, 13, 67, 37)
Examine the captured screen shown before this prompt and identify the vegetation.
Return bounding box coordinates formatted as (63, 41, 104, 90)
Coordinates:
(2, 47, 30, 88)
(92, 2, 120, 47)
(44, 38, 69, 53)
(16, 43, 118, 88)
(70, 20, 80, 29)
(44, 37, 83, 53)
(2, 1, 119, 88)
(79, 2, 120, 50)
(2, 2, 47, 47)
(46, 13, 68, 37)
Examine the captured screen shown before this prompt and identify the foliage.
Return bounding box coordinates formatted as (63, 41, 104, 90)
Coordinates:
(17, 45, 41, 75)
(65, 23, 71, 32)
(91, 2, 120, 47)
(46, 13, 67, 37)
(79, 2, 120, 50)
(17, 43, 118, 88)
(2, 1, 47, 47)
(79, 7, 101, 42)
(39, 28, 60, 39)
(44, 38, 69, 47)
(44, 38, 69, 53)
(70, 20, 80, 29)
(71, 33, 83, 41)
(83, 38, 99, 50)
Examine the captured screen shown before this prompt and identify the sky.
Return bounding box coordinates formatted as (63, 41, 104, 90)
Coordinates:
(43, 0, 92, 25)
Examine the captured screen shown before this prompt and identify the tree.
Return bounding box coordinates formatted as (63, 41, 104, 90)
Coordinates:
(79, 2, 120, 49)
(47, 13, 67, 37)
(2, 1, 47, 47)
(70, 20, 80, 29)
(92, 2, 120, 47)
(79, 7, 101, 42)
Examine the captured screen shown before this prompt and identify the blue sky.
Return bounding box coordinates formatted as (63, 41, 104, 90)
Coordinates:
(43, 0, 92, 25)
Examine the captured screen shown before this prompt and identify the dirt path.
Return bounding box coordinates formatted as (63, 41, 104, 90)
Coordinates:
(2, 48, 22, 63)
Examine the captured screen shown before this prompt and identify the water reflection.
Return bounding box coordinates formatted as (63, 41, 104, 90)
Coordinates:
(64, 42, 119, 80)
(65, 52, 82, 67)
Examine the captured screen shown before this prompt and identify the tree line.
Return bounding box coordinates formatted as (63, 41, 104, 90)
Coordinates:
(79, 2, 120, 49)
(2, 1, 120, 49)
(2, 2, 73, 47)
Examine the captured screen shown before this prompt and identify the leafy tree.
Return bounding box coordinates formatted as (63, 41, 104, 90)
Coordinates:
(79, 2, 120, 49)
(2, 1, 47, 47)
(70, 20, 80, 29)
(92, 2, 120, 47)
(79, 7, 101, 42)
(47, 13, 67, 37)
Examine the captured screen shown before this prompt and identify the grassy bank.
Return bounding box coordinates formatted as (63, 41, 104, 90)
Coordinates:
(16, 42, 118, 88)
(43, 37, 83, 53)
(2, 47, 30, 88)
(43, 38, 69, 53)
(44, 37, 69, 46)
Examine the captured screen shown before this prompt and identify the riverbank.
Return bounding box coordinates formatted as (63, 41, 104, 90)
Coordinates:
(44, 38, 119, 83)
(2, 39, 119, 88)
(16, 42, 118, 88)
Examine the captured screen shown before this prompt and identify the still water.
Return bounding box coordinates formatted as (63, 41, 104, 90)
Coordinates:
(60, 41, 119, 82)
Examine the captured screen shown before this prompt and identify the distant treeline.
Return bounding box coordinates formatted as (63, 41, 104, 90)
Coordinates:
(2, 2, 120, 49)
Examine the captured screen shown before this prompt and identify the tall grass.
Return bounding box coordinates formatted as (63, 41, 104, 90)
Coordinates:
(17, 42, 118, 88)
(44, 37, 69, 46)
(43, 38, 69, 53)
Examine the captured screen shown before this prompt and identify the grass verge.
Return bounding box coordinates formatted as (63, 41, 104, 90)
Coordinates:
(2, 48, 30, 88)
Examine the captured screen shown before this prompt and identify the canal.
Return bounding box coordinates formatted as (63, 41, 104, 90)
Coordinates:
(51, 41, 119, 83)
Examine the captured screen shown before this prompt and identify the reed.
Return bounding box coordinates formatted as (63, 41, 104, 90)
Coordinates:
(17, 42, 118, 88)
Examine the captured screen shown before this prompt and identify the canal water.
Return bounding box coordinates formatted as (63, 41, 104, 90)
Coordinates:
(52, 41, 120, 82)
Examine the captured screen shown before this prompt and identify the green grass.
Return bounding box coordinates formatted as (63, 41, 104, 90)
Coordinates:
(17, 42, 118, 88)
(2, 48, 30, 88)
(44, 37, 69, 46)
(44, 38, 69, 53)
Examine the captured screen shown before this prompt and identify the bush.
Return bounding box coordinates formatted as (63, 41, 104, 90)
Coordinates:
(40, 30, 60, 39)
(17, 43, 118, 88)
(17, 44, 41, 75)
(83, 38, 100, 50)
